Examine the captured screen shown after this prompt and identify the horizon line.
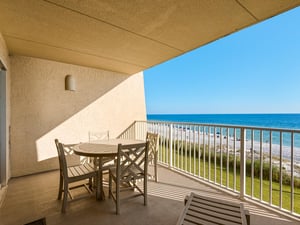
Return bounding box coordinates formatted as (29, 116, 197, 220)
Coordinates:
(147, 112, 300, 115)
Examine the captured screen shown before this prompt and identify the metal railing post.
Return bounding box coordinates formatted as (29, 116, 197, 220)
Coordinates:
(169, 124, 173, 168)
(240, 127, 246, 200)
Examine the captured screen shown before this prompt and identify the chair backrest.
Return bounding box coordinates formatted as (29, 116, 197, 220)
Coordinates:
(55, 139, 69, 178)
(116, 142, 149, 182)
(55, 139, 64, 169)
(146, 132, 159, 162)
(89, 130, 109, 142)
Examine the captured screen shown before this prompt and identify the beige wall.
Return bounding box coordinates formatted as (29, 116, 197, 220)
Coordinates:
(0, 33, 10, 185)
(10, 56, 146, 177)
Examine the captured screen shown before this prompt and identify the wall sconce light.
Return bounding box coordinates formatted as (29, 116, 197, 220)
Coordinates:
(65, 75, 76, 91)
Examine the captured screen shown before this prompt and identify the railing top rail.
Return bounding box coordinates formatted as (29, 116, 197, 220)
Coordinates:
(136, 120, 300, 133)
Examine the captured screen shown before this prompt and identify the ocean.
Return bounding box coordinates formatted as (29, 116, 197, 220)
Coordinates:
(147, 114, 300, 130)
(147, 114, 300, 159)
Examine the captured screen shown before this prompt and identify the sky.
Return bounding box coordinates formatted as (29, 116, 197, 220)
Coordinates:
(144, 7, 300, 115)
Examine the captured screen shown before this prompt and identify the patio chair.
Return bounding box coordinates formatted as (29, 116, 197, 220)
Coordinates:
(55, 139, 97, 213)
(146, 132, 159, 182)
(176, 192, 249, 225)
(88, 130, 114, 168)
(88, 130, 110, 142)
(88, 130, 115, 189)
(108, 142, 149, 214)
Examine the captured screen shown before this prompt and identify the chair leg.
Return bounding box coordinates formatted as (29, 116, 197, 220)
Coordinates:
(108, 172, 112, 199)
(131, 180, 136, 191)
(62, 181, 68, 213)
(57, 173, 63, 200)
(116, 179, 120, 214)
(154, 154, 158, 182)
(144, 175, 148, 206)
(93, 157, 98, 189)
(88, 177, 93, 190)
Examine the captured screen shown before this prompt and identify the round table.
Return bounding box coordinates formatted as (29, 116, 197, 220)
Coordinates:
(73, 139, 145, 200)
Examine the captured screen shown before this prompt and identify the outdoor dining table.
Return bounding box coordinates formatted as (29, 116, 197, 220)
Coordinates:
(73, 138, 145, 200)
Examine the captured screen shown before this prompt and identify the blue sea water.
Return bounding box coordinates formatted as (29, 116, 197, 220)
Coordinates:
(147, 114, 300, 148)
(147, 114, 300, 130)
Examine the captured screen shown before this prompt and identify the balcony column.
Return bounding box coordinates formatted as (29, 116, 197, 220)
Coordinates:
(240, 127, 246, 200)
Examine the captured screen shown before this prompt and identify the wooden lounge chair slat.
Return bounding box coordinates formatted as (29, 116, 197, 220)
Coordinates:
(193, 194, 240, 207)
(186, 211, 242, 225)
(176, 192, 248, 225)
(190, 201, 242, 218)
(182, 221, 198, 225)
(184, 214, 218, 225)
(192, 197, 241, 212)
(188, 206, 242, 224)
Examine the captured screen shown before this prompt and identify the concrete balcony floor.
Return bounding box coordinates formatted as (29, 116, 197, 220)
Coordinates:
(0, 165, 299, 225)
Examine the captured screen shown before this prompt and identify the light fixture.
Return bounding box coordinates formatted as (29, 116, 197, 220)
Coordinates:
(65, 75, 76, 91)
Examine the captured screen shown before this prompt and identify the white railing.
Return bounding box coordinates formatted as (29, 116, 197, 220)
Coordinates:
(119, 120, 300, 218)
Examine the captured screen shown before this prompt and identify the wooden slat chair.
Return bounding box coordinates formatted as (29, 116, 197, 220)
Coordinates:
(55, 139, 97, 213)
(108, 142, 149, 214)
(88, 130, 115, 193)
(88, 130, 115, 168)
(88, 130, 110, 142)
(146, 132, 159, 182)
(176, 192, 249, 225)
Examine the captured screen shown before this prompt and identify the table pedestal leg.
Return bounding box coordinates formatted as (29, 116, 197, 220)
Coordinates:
(96, 157, 105, 200)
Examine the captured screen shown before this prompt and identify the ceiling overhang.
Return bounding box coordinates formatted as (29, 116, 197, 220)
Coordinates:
(0, 0, 299, 74)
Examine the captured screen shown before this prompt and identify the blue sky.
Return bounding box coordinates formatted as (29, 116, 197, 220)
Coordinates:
(144, 7, 300, 115)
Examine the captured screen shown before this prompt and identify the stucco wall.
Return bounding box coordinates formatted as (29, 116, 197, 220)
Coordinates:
(10, 56, 146, 177)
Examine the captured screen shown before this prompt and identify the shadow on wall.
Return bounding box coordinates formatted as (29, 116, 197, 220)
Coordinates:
(10, 56, 145, 176)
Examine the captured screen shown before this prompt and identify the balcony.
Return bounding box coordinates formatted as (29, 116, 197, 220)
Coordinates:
(2, 121, 300, 224)
(120, 120, 300, 222)
(0, 161, 298, 225)
(1, 2, 300, 225)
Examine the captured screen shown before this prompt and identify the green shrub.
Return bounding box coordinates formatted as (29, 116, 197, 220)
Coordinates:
(162, 139, 300, 188)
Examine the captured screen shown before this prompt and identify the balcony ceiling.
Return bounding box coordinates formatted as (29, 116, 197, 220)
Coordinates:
(0, 0, 299, 75)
